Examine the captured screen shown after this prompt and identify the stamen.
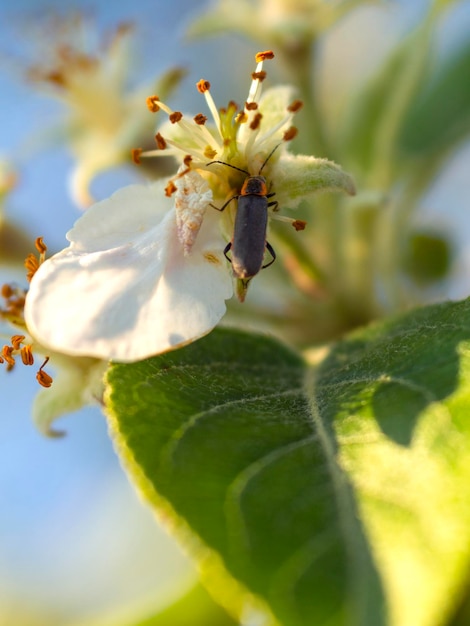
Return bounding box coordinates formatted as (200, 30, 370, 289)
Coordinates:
(155, 133, 167, 149)
(194, 113, 207, 125)
(288, 100, 304, 113)
(255, 50, 275, 62)
(245, 102, 258, 111)
(35, 237, 47, 255)
(146, 95, 160, 112)
(165, 180, 177, 197)
(283, 126, 298, 142)
(249, 112, 263, 131)
(183, 155, 193, 167)
(169, 111, 183, 124)
(196, 79, 211, 93)
(11, 335, 25, 350)
(131, 148, 142, 164)
(21, 345, 34, 366)
(196, 79, 222, 139)
(2, 345, 15, 367)
(36, 357, 53, 388)
(204, 146, 218, 159)
(24, 254, 40, 282)
(271, 214, 308, 231)
(24, 237, 48, 282)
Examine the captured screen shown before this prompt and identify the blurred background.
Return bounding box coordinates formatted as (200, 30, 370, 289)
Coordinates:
(1, 0, 469, 624)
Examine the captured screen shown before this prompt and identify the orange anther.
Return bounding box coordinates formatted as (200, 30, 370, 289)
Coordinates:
(146, 95, 160, 112)
(11, 335, 25, 350)
(131, 148, 142, 165)
(165, 180, 177, 197)
(36, 357, 53, 388)
(249, 112, 263, 131)
(21, 345, 34, 366)
(169, 111, 183, 124)
(283, 126, 298, 142)
(196, 79, 211, 94)
(245, 102, 258, 111)
(193, 113, 207, 125)
(287, 100, 304, 113)
(292, 220, 307, 232)
(255, 50, 274, 62)
(35, 237, 47, 254)
(155, 133, 167, 150)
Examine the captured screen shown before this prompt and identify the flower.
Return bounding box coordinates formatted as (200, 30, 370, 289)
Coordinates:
(188, 0, 373, 48)
(25, 51, 354, 363)
(1, 239, 106, 436)
(26, 14, 185, 208)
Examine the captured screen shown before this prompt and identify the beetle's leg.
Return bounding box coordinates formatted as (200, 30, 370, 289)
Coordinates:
(267, 199, 279, 211)
(210, 195, 238, 212)
(262, 241, 276, 269)
(224, 242, 232, 263)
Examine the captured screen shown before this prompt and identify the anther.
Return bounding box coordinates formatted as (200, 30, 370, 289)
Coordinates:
(35, 237, 47, 255)
(1, 284, 13, 299)
(11, 335, 25, 350)
(255, 50, 275, 62)
(196, 79, 211, 94)
(21, 345, 34, 366)
(251, 71, 267, 82)
(283, 126, 298, 142)
(288, 100, 304, 113)
(146, 95, 160, 112)
(249, 112, 263, 131)
(36, 357, 53, 388)
(292, 220, 307, 231)
(169, 111, 183, 124)
(183, 155, 193, 167)
(204, 146, 217, 159)
(194, 113, 207, 125)
(2, 345, 15, 367)
(245, 102, 258, 111)
(165, 180, 177, 197)
(131, 148, 142, 164)
(155, 133, 167, 150)
(24, 254, 40, 283)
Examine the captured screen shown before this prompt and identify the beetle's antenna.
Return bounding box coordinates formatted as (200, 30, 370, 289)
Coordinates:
(258, 142, 282, 175)
(206, 161, 250, 176)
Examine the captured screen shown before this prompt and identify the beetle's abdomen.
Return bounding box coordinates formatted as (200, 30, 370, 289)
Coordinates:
(231, 194, 269, 279)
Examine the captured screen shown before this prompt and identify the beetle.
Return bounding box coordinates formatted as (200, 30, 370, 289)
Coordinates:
(207, 146, 280, 280)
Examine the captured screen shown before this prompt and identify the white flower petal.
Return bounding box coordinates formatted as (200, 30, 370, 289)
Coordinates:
(25, 182, 233, 362)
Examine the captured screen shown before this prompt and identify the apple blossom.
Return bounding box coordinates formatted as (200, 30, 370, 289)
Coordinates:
(24, 51, 354, 363)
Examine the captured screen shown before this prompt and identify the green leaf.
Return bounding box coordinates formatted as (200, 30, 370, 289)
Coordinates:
(106, 301, 470, 626)
(130, 582, 238, 626)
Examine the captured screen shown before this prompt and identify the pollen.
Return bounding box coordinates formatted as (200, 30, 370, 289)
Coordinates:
(194, 113, 207, 125)
(196, 79, 211, 94)
(146, 95, 160, 112)
(131, 148, 142, 164)
(255, 50, 275, 62)
(169, 111, 183, 124)
(36, 357, 53, 388)
(155, 133, 167, 150)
